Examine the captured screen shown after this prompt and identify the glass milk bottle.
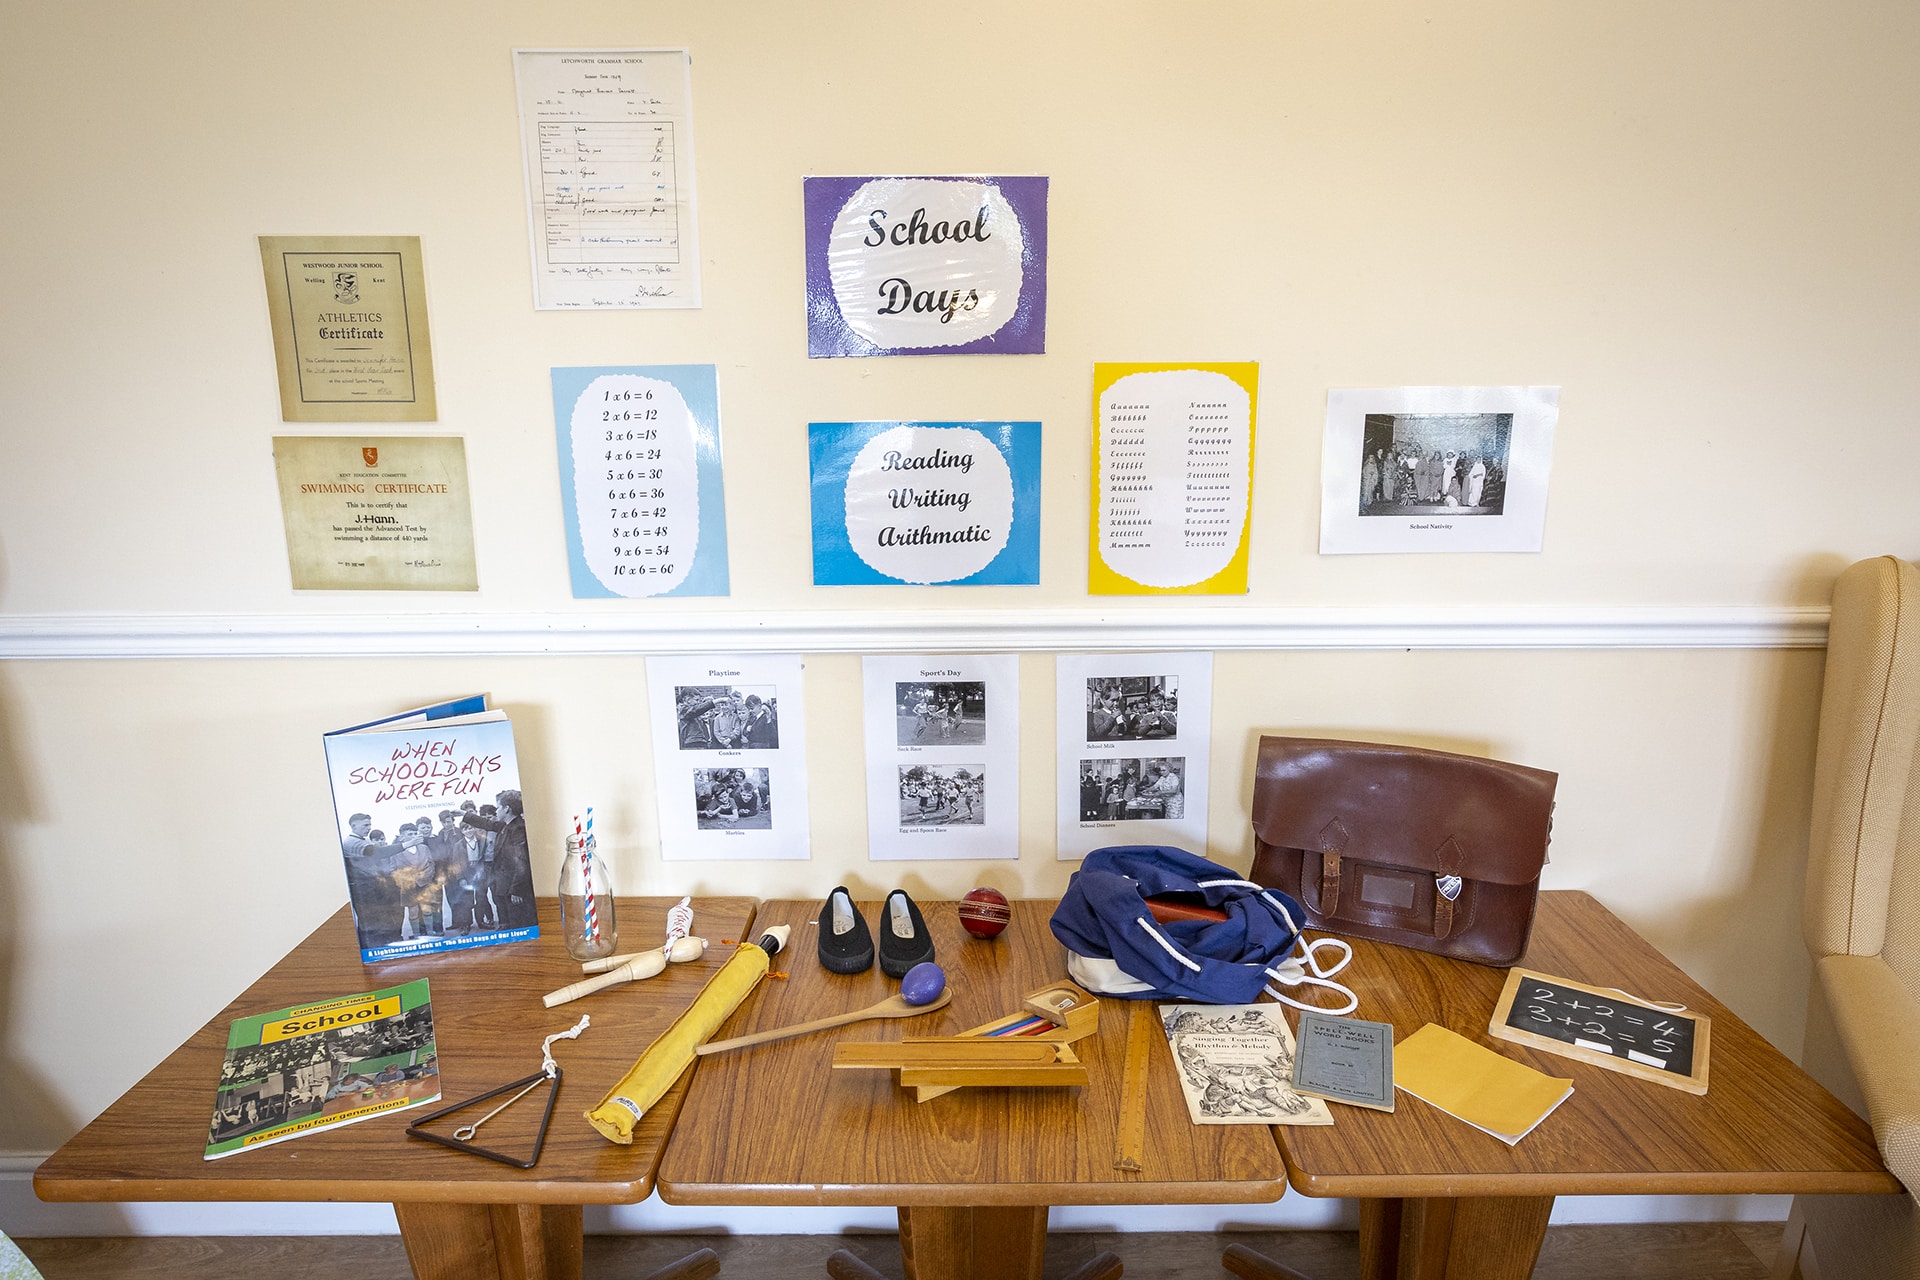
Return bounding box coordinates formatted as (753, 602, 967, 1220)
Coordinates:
(558, 833, 618, 962)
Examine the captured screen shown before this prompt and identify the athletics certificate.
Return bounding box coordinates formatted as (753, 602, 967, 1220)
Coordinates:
(259, 236, 437, 421)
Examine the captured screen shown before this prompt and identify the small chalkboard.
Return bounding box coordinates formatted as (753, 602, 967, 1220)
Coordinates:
(1489, 968, 1710, 1095)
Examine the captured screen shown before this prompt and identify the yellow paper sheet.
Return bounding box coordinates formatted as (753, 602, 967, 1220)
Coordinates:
(1393, 1023, 1573, 1146)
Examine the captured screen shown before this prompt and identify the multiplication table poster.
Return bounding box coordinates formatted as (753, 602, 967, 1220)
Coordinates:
(1089, 362, 1257, 595)
(553, 364, 731, 598)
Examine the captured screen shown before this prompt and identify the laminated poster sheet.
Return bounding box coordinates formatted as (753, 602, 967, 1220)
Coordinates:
(1056, 652, 1211, 860)
(1090, 362, 1256, 594)
(1320, 386, 1560, 554)
(552, 364, 729, 598)
(804, 175, 1047, 357)
(513, 49, 702, 310)
(862, 654, 1018, 861)
(809, 420, 1040, 586)
(647, 655, 808, 861)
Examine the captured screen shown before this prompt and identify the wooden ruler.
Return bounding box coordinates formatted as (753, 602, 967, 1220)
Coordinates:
(1112, 1001, 1154, 1172)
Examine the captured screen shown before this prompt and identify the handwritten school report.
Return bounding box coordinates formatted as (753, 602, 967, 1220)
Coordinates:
(513, 49, 702, 310)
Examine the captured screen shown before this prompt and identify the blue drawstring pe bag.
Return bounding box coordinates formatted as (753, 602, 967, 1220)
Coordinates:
(1049, 845, 1357, 1012)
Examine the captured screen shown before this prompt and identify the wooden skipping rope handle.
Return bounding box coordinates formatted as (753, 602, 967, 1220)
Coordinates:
(543, 937, 706, 1008)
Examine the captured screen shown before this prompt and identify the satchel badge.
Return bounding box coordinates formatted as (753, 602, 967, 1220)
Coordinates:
(1435, 874, 1463, 902)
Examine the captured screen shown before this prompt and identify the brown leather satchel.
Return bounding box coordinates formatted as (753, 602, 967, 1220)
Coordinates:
(1249, 736, 1557, 966)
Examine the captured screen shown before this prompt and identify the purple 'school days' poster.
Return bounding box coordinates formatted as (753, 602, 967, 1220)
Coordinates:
(804, 175, 1048, 358)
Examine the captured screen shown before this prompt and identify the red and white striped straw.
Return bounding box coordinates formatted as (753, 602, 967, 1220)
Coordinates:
(581, 808, 599, 940)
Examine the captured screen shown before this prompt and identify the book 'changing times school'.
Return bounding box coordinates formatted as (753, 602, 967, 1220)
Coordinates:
(323, 695, 538, 963)
(205, 980, 438, 1159)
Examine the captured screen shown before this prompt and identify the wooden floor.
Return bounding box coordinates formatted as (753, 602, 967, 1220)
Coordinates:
(16, 1222, 1787, 1279)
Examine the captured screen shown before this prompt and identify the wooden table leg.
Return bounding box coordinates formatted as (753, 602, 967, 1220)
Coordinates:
(394, 1202, 583, 1280)
(1391, 1196, 1554, 1280)
(394, 1202, 718, 1280)
(1223, 1197, 1392, 1280)
(1358, 1198, 1403, 1280)
(897, 1205, 1049, 1280)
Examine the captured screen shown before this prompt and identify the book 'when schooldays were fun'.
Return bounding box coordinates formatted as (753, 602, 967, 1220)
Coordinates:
(324, 695, 538, 962)
(205, 980, 438, 1159)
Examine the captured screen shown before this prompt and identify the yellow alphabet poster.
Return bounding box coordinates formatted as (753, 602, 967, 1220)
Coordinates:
(1089, 362, 1257, 595)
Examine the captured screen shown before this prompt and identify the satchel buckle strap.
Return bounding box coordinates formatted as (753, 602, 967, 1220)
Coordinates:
(1432, 836, 1465, 940)
(1315, 817, 1350, 917)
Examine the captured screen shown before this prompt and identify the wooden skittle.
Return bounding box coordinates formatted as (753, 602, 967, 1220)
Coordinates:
(542, 936, 713, 1007)
(581, 936, 707, 975)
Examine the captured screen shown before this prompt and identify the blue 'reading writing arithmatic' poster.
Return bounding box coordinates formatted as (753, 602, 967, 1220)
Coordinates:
(808, 420, 1041, 586)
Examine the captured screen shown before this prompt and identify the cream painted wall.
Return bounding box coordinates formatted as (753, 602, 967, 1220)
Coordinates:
(0, 2, 1915, 617)
(1, 0, 1917, 1234)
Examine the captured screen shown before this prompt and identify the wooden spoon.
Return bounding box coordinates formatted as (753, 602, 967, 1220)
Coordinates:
(695, 990, 952, 1057)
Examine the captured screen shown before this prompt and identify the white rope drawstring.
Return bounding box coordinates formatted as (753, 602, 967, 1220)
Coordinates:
(1125, 878, 1360, 1014)
(1132, 917, 1203, 972)
(1257, 891, 1302, 936)
(1300, 936, 1352, 978)
(1190, 877, 1307, 938)
(1262, 938, 1358, 1014)
(1262, 974, 1360, 1016)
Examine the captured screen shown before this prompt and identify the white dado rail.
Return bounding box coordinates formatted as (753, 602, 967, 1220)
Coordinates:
(0, 606, 1830, 659)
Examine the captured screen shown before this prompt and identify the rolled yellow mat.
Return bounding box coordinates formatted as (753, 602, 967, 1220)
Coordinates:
(584, 941, 769, 1144)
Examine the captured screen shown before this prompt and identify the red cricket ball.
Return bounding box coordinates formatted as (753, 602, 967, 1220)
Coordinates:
(958, 887, 1011, 939)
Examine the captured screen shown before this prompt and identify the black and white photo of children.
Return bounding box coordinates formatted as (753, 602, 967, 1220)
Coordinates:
(693, 767, 772, 829)
(1357, 412, 1511, 518)
(675, 684, 780, 750)
(894, 680, 987, 746)
(898, 764, 985, 826)
(1077, 756, 1186, 821)
(338, 791, 536, 950)
(1085, 676, 1179, 742)
(209, 1002, 438, 1144)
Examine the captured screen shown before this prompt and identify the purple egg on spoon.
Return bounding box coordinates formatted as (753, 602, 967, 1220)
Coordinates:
(900, 962, 947, 1006)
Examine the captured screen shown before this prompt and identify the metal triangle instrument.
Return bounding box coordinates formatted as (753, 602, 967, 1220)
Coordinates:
(404, 1014, 590, 1169)
(405, 1066, 563, 1169)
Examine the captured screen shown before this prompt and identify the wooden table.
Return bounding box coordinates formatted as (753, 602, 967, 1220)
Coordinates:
(35, 896, 757, 1280)
(658, 897, 1289, 1280)
(1240, 890, 1900, 1280)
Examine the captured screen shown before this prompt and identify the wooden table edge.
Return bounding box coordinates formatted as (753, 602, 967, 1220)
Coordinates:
(656, 1177, 1290, 1209)
(1282, 1165, 1905, 1200)
(32, 1168, 657, 1206)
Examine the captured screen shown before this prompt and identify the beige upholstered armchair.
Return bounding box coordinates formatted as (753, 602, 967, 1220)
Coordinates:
(1784, 555, 1920, 1278)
